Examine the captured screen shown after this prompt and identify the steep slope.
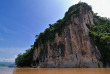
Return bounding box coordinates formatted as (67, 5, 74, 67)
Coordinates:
(15, 2, 110, 68)
(89, 14, 110, 67)
(32, 3, 102, 68)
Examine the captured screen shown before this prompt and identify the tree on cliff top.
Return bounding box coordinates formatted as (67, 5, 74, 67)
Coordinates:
(89, 14, 110, 67)
(15, 2, 93, 67)
(15, 2, 110, 67)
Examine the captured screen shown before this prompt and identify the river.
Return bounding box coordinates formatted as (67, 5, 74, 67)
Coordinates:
(0, 67, 110, 74)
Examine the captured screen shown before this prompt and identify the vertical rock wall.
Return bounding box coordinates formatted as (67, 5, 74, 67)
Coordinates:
(32, 7, 102, 68)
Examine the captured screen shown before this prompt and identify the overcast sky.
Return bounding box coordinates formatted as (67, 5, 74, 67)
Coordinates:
(0, 0, 110, 62)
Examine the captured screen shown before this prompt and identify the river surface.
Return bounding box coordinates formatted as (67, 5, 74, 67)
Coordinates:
(0, 67, 110, 74)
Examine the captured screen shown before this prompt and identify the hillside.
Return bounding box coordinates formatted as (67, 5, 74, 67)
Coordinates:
(15, 2, 110, 68)
(0, 62, 15, 67)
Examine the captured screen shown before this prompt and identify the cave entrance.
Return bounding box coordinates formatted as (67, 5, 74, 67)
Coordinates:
(36, 58, 39, 65)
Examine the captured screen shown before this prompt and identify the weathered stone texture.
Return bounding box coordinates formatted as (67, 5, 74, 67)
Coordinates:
(32, 7, 102, 68)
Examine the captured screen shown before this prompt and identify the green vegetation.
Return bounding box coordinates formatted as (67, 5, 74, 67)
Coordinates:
(15, 2, 94, 67)
(15, 2, 91, 67)
(88, 13, 110, 67)
(15, 49, 34, 67)
(16, 2, 110, 67)
(33, 2, 91, 48)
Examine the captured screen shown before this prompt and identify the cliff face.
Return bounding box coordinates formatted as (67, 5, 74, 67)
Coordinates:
(32, 4, 102, 68)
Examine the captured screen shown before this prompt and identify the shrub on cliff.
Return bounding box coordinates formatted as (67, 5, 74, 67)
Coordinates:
(33, 2, 91, 49)
(89, 14, 110, 67)
(15, 2, 96, 67)
(15, 49, 33, 67)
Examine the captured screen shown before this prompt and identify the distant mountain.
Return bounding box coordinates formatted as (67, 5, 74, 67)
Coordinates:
(0, 62, 15, 66)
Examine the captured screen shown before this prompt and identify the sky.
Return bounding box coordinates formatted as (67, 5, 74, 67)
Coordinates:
(0, 0, 110, 62)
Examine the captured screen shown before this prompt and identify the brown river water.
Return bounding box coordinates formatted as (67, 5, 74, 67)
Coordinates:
(0, 67, 110, 74)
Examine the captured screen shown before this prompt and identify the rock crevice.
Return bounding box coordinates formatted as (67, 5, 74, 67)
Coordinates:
(32, 6, 102, 68)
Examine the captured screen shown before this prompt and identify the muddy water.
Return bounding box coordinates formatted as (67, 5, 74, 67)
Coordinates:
(0, 67, 14, 74)
(13, 68, 110, 74)
(1, 67, 110, 74)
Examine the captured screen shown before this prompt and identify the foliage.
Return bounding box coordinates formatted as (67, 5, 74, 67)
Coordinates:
(89, 14, 110, 67)
(15, 2, 93, 67)
(33, 2, 92, 49)
(64, 2, 92, 21)
(15, 49, 33, 67)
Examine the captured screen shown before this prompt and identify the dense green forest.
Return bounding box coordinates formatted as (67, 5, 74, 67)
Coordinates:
(15, 2, 110, 67)
(88, 14, 110, 67)
(15, 49, 33, 67)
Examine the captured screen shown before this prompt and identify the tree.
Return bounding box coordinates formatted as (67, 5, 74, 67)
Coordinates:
(15, 49, 33, 67)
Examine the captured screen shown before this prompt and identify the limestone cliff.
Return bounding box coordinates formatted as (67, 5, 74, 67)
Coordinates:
(32, 3, 102, 68)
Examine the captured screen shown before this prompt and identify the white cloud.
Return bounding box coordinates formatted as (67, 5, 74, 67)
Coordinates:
(0, 57, 15, 62)
(0, 48, 27, 62)
(0, 48, 26, 53)
(0, 55, 17, 62)
(73, 0, 110, 18)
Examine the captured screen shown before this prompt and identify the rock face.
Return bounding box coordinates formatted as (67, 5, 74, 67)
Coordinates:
(32, 5, 102, 68)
